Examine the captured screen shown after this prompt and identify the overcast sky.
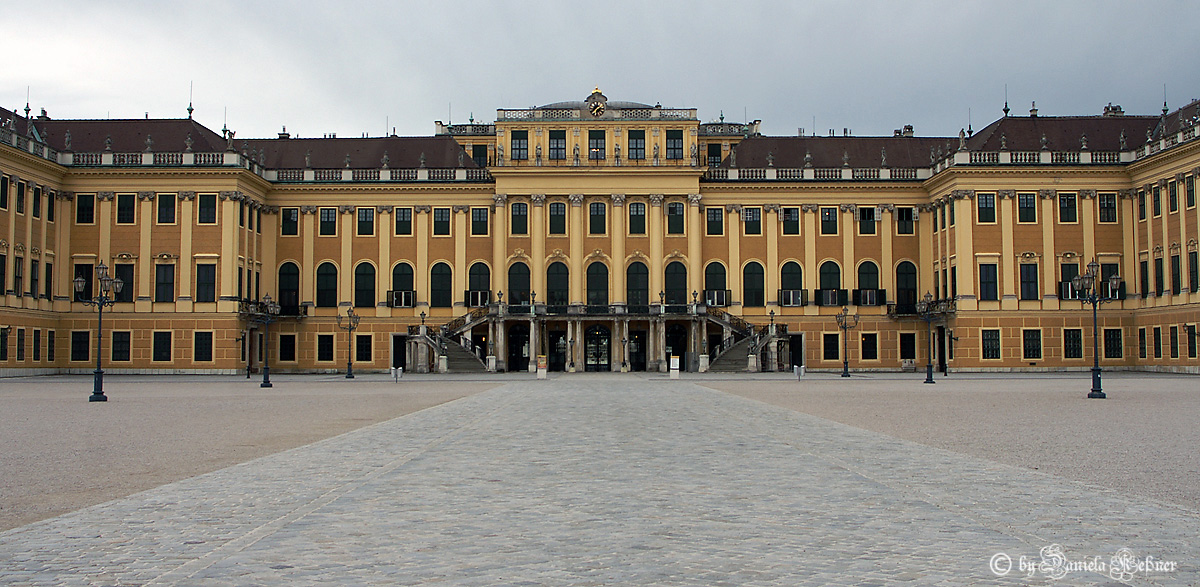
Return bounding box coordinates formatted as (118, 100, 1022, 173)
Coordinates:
(8, 1, 1200, 140)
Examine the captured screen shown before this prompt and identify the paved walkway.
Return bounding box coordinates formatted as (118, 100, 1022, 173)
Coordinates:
(1, 376, 1196, 586)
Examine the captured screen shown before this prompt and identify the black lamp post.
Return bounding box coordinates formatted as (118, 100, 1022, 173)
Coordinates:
(834, 306, 859, 378)
(1073, 260, 1122, 399)
(569, 337, 575, 371)
(915, 292, 937, 384)
(256, 294, 280, 388)
(337, 306, 361, 379)
(74, 262, 124, 402)
(622, 336, 628, 371)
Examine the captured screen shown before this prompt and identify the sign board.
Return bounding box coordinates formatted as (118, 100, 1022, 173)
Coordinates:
(537, 355, 548, 370)
(670, 356, 680, 370)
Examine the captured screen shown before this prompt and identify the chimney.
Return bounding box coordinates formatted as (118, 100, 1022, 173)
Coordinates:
(902, 125, 914, 137)
(1030, 102, 1038, 117)
(1102, 103, 1125, 117)
(278, 126, 290, 139)
(894, 129, 902, 137)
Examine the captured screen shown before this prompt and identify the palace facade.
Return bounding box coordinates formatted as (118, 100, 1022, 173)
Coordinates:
(1, 90, 1198, 375)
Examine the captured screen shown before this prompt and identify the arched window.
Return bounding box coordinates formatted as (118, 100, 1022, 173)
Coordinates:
(392, 263, 414, 292)
(316, 262, 338, 308)
(508, 262, 530, 305)
(626, 262, 648, 306)
(547, 262, 569, 306)
(354, 262, 375, 308)
(819, 261, 841, 290)
(743, 262, 765, 307)
(896, 261, 918, 307)
(664, 261, 687, 304)
(858, 261, 879, 290)
(278, 262, 300, 311)
(468, 262, 490, 292)
(586, 262, 608, 306)
(781, 262, 803, 290)
(430, 263, 452, 308)
(704, 262, 726, 291)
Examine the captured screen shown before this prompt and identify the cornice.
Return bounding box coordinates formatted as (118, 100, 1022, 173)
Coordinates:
(0, 143, 69, 180)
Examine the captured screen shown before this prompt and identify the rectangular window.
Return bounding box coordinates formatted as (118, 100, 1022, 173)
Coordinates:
(628, 130, 646, 160)
(394, 207, 412, 236)
(1019, 263, 1039, 301)
(472, 144, 488, 167)
(112, 331, 131, 362)
(196, 263, 216, 302)
(1064, 328, 1083, 359)
(588, 202, 605, 235)
(73, 263, 93, 301)
(549, 202, 566, 234)
(317, 334, 334, 361)
(1187, 324, 1197, 359)
(1171, 254, 1181, 294)
(471, 207, 489, 235)
(156, 194, 176, 224)
(707, 143, 722, 167)
(896, 207, 914, 234)
(76, 193, 95, 224)
(155, 264, 175, 303)
(1170, 326, 1179, 359)
(1138, 191, 1146, 220)
(113, 263, 134, 303)
(665, 130, 683, 160)
(979, 263, 998, 301)
(238, 202, 246, 227)
(1058, 192, 1077, 223)
(861, 333, 878, 360)
(1022, 329, 1041, 359)
(899, 332, 916, 360)
(15, 183, 24, 214)
(820, 207, 838, 235)
(510, 130, 528, 160)
(548, 130, 566, 160)
(1140, 260, 1150, 297)
(13, 257, 22, 296)
(948, 198, 955, 225)
(1187, 175, 1196, 208)
(0, 176, 6, 209)
(1190, 251, 1199, 292)
(433, 207, 451, 235)
(43, 262, 52, 299)
(1098, 193, 1117, 223)
(706, 207, 723, 236)
(1168, 182, 1178, 213)
(666, 202, 685, 234)
(153, 331, 172, 362)
(1153, 327, 1162, 358)
(982, 329, 1001, 359)
(511, 203, 528, 235)
(32, 187, 41, 218)
(823, 333, 839, 361)
(588, 130, 605, 160)
(782, 207, 800, 235)
(194, 331, 213, 362)
(1104, 328, 1123, 359)
(198, 194, 217, 224)
(278, 334, 296, 362)
(357, 207, 375, 236)
(0, 328, 7, 361)
(858, 207, 875, 235)
(628, 202, 646, 235)
(1139, 328, 1147, 358)
(1154, 257, 1164, 295)
(1017, 193, 1037, 222)
(319, 207, 337, 235)
(47, 330, 54, 362)
(0, 253, 5, 294)
(1152, 185, 1161, 216)
(744, 207, 762, 235)
(71, 331, 90, 362)
(29, 262, 38, 297)
(355, 333, 372, 362)
(281, 207, 298, 235)
(32, 330, 40, 361)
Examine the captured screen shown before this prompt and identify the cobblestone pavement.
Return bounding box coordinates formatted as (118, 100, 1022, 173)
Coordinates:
(1, 375, 1196, 586)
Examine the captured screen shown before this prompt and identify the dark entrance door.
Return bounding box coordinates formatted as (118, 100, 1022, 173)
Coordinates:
(629, 329, 647, 371)
(507, 323, 529, 372)
(584, 325, 611, 372)
(665, 323, 688, 371)
(789, 334, 804, 369)
(392, 334, 406, 369)
(548, 330, 567, 371)
(937, 325, 947, 373)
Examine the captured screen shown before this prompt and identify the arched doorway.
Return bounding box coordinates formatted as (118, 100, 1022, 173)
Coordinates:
(584, 324, 610, 372)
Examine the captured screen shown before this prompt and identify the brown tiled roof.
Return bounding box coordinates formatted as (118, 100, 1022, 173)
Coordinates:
(724, 135, 953, 169)
(965, 115, 1159, 152)
(1154, 99, 1200, 139)
(34, 118, 227, 153)
(238, 135, 475, 170)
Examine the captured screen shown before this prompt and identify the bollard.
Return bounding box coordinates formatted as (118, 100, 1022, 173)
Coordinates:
(795, 365, 805, 380)
(391, 367, 403, 382)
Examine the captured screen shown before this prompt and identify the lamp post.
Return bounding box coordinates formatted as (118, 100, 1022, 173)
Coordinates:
(1072, 260, 1122, 399)
(337, 306, 361, 379)
(569, 337, 575, 371)
(255, 294, 280, 388)
(915, 292, 937, 384)
(834, 306, 859, 378)
(74, 262, 124, 402)
(622, 336, 628, 371)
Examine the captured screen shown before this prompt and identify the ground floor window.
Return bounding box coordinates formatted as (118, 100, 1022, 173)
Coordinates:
(32, 330, 40, 361)
(16, 329, 24, 361)
(981, 329, 1001, 360)
(279, 334, 297, 362)
(152, 331, 172, 362)
(71, 331, 89, 362)
(318, 334, 334, 362)
(1138, 328, 1147, 358)
(1022, 329, 1041, 360)
(1063, 329, 1083, 359)
(194, 332, 213, 362)
(1104, 328, 1123, 359)
(861, 333, 878, 361)
(899, 332, 915, 360)
(47, 331, 54, 362)
(112, 331, 132, 362)
(822, 333, 839, 361)
(355, 334, 372, 363)
(1153, 327, 1162, 358)
(1187, 325, 1197, 359)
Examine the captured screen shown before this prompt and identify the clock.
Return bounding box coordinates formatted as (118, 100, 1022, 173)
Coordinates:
(589, 100, 605, 117)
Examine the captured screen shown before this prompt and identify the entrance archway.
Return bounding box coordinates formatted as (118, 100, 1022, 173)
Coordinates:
(584, 324, 611, 372)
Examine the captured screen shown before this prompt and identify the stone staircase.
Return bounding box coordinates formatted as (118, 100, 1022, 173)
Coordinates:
(442, 342, 487, 373)
(707, 337, 753, 372)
